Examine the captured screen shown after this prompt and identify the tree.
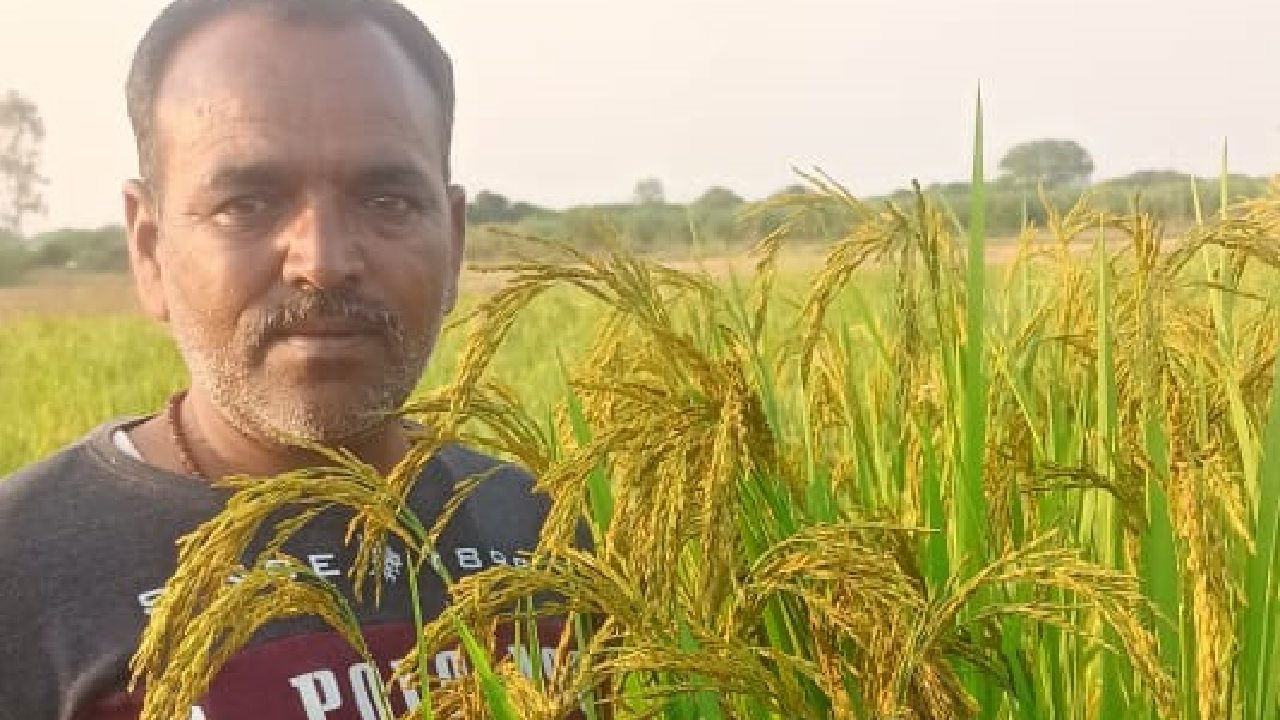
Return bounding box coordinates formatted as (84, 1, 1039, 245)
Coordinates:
(465, 190, 542, 224)
(689, 187, 744, 244)
(997, 139, 1094, 189)
(467, 190, 513, 224)
(0, 90, 47, 236)
(692, 186, 744, 209)
(1104, 170, 1191, 187)
(632, 177, 665, 205)
(30, 225, 129, 272)
(0, 228, 28, 285)
(766, 183, 811, 201)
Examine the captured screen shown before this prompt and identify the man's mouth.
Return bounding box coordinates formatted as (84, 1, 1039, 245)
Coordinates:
(273, 318, 384, 356)
(282, 317, 380, 338)
(246, 292, 404, 364)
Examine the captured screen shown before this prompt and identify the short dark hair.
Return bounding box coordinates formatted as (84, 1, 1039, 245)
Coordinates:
(126, 0, 455, 186)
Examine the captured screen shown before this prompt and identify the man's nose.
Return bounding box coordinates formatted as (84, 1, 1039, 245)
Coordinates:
(281, 194, 365, 290)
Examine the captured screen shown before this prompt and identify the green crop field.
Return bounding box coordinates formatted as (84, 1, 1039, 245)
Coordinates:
(0, 289, 597, 476)
(4, 167, 1280, 720)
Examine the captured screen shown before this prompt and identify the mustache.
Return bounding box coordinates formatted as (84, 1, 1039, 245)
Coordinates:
(243, 289, 404, 351)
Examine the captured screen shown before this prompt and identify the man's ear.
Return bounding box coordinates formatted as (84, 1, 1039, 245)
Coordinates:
(123, 179, 169, 323)
(444, 183, 467, 313)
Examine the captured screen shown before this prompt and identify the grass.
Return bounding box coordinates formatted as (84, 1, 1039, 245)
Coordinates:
(0, 288, 598, 476)
(4, 167, 1280, 717)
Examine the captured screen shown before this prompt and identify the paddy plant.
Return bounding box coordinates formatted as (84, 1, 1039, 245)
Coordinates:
(6, 119, 1280, 718)
(122, 164, 1280, 718)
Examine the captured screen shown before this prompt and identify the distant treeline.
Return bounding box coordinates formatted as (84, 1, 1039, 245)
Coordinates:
(916, 170, 1269, 236)
(0, 170, 1270, 286)
(0, 225, 127, 285)
(465, 170, 1272, 259)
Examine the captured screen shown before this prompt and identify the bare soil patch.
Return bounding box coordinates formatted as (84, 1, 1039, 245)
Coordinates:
(0, 271, 139, 320)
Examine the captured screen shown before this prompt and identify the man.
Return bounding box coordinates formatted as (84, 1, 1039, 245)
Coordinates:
(0, 2, 561, 718)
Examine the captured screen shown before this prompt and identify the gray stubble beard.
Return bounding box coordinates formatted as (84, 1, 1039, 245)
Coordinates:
(167, 295, 433, 447)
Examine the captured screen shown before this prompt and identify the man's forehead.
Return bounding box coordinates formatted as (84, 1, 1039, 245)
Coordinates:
(195, 156, 439, 191)
(152, 9, 443, 170)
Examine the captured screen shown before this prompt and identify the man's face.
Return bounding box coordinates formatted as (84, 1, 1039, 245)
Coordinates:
(127, 10, 464, 444)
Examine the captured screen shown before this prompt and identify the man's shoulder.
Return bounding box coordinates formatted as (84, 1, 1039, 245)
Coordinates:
(0, 426, 107, 522)
(433, 443, 541, 505)
(433, 443, 533, 487)
(0, 419, 212, 567)
(0, 425, 131, 633)
(0, 419, 161, 512)
(423, 443, 550, 551)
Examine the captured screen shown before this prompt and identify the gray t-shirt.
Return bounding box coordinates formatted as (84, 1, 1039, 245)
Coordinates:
(0, 419, 559, 720)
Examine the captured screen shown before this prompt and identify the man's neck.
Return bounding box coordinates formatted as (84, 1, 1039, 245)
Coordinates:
(128, 389, 411, 481)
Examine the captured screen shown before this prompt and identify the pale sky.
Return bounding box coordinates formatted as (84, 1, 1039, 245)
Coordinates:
(2, 0, 1279, 233)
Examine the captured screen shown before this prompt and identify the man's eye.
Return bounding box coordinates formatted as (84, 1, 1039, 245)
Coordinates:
(364, 194, 420, 219)
(213, 196, 271, 225)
